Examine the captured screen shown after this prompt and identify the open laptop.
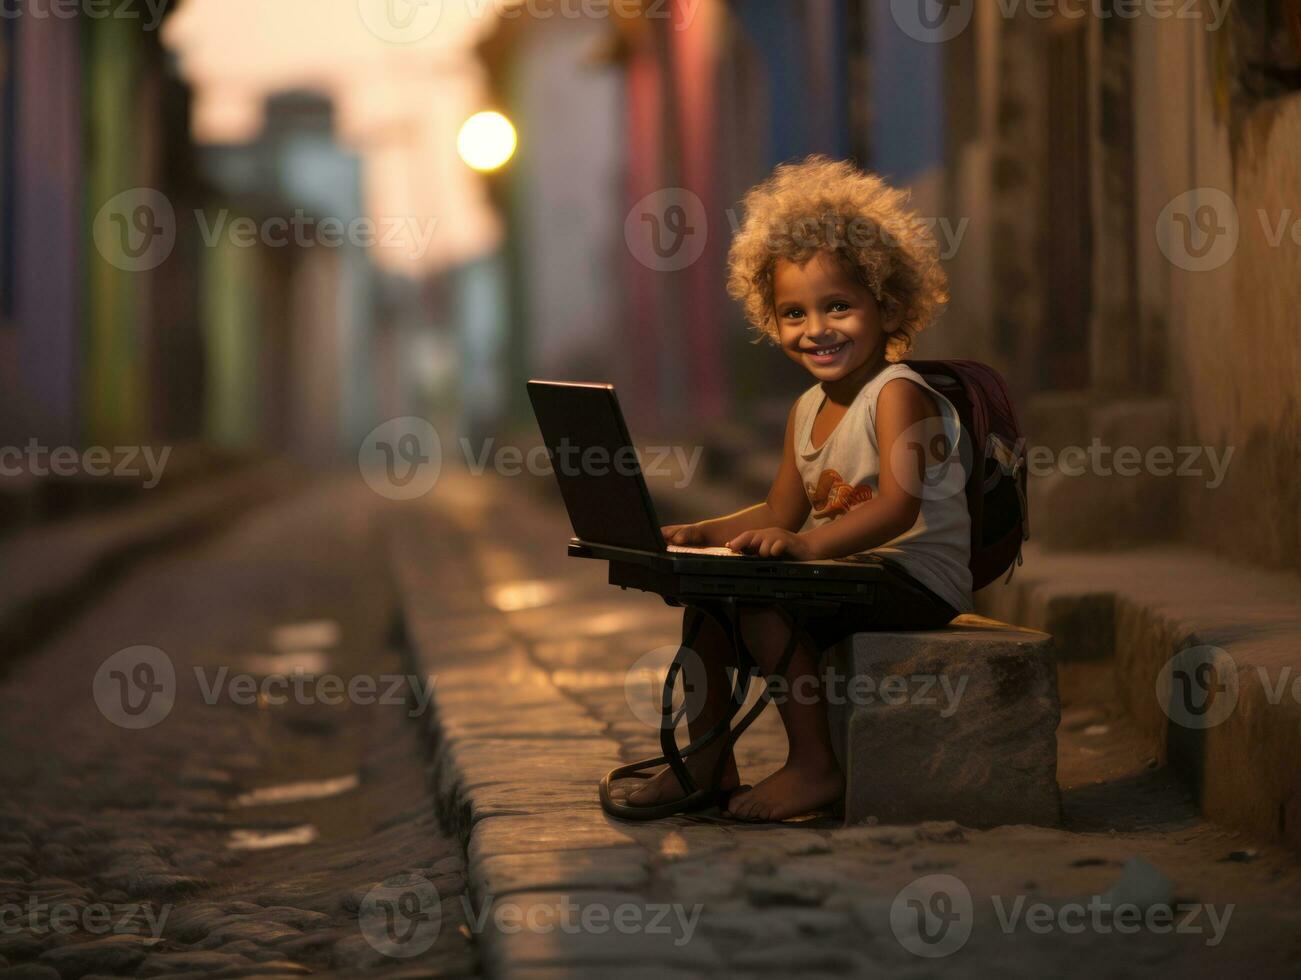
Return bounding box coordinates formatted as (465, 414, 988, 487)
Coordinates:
(526, 380, 893, 599)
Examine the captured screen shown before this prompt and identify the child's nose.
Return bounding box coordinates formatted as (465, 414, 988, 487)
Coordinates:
(806, 317, 834, 340)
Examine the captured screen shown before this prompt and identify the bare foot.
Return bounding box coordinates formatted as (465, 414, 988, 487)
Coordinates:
(626, 750, 740, 808)
(725, 760, 843, 822)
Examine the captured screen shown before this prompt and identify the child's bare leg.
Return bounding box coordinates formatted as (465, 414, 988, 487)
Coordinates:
(726, 604, 843, 821)
(627, 607, 741, 805)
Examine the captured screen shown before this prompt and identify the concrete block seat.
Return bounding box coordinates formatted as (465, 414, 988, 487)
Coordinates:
(826, 614, 1061, 827)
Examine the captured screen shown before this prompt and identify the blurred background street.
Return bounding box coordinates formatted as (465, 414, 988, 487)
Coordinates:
(2, 1, 1301, 977)
(2, 1, 1299, 560)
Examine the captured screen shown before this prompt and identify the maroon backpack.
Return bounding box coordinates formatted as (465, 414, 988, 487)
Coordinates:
(906, 359, 1030, 589)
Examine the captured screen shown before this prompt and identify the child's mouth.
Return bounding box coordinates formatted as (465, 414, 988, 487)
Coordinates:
(802, 341, 848, 364)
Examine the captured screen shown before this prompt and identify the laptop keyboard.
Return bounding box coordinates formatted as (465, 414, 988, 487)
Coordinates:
(667, 545, 744, 557)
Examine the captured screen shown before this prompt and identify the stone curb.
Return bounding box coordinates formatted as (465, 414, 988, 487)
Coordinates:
(977, 543, 1301, 848)
(386, 502, 723, 978)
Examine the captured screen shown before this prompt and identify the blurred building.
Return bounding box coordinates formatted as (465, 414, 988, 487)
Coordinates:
(0, 13, 187, 450)
(484, 0, 859, 437)
(162, 0, 508, 453)
(0, 0, 508, 485)
(939, 2, 1301, 574)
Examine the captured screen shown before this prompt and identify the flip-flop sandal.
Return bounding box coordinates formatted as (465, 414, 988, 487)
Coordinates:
(599, 753, 741, 821)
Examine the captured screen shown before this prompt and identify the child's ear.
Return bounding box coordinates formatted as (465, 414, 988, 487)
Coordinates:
(876, 294, 899, 333)
(867, 286, 893, 330)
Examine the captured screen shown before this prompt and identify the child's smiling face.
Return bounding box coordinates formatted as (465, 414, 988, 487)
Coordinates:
(773, 251, 889, 386)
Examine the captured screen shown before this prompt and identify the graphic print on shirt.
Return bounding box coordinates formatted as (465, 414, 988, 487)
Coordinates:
(806, 468, 874, 519)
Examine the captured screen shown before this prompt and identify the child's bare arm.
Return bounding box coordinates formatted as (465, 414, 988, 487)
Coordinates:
(662, 402, 810, 547)
(728, 379, 941, 560)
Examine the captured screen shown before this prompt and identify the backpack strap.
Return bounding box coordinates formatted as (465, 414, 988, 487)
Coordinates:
(1003, 453, 1030, 585)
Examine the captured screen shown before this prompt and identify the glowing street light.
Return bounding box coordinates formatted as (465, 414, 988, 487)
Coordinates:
(457, 111, 517, 172)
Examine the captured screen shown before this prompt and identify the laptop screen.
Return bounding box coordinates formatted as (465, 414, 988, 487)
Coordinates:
(527, 381, 665, 552)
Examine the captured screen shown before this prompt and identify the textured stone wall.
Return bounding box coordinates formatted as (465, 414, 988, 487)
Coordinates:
(1182, 94, 1301, 573)
(946, 12, 1301, 573)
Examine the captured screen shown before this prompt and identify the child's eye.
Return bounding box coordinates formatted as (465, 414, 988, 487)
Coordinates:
(829, 302, 850, 314)
(783, 308, 805, 320)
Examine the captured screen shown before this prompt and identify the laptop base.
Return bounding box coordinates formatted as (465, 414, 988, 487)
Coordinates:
(569, 539, 886, 606)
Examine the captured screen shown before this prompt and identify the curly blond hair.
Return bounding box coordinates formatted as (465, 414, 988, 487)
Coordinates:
(726, 156, 948, 361)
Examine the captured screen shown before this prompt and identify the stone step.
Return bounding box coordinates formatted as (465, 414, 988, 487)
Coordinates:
(977, 543, 1301, 847)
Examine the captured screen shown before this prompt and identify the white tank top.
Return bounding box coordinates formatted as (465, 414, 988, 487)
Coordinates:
(793, 362, 973, 613)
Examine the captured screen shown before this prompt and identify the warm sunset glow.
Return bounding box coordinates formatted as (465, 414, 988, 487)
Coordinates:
(161, 0, 505, 273)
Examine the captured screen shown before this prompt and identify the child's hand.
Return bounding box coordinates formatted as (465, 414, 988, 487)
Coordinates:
(726, 527, 817, 560)
(661, 524, 707, 546)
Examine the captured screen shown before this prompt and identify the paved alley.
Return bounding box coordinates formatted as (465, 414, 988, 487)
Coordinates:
(0, 480, 478, 979)
(3, 467, 1300, 979)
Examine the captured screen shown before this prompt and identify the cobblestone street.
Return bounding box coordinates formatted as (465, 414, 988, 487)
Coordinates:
(0, 480, 478, 979)
(4, 468, 1301, 979)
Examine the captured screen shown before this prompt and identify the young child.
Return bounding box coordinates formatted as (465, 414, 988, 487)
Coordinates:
(628, 156, 973, 822)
